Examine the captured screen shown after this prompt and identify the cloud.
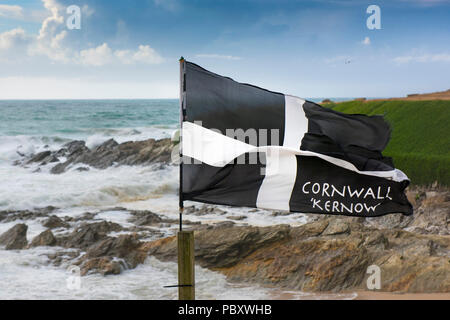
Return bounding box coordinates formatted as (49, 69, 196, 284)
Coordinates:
(195, 54, 242, 60)
(0, 0, 164, 66)
(362, 37, 371, 46)
(393, 53, 450, 64)
(79, 43, 113, 66)
(81, 43, 164, 66)
(115, 45, 164, 65)
(26, 0, 71, 62)
(0, 4, 24, 19)
(0, 28, 29, 51)
(81, 4, 95, 17)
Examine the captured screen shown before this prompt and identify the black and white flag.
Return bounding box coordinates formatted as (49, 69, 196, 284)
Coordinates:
(179, 60, 413, 217)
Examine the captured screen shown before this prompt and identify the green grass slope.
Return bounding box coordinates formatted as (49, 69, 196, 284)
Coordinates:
(322, 100, 450, 186)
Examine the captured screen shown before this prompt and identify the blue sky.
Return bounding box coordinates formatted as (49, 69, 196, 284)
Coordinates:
(0, 0, 449, 99)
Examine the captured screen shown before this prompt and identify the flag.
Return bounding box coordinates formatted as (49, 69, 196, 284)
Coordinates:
(179, 60, 413, 217)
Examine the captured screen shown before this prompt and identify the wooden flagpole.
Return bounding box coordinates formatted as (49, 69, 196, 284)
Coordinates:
(178, 57, 195, 300)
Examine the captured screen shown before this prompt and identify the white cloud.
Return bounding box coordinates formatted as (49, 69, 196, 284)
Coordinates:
(129, 45, 164, 64)
(393, 53, 450, 64)
(79, 43, 114, 66)
(0, 28, 28, 51)
(0, 0, 164, 66)
(0, 5, 23, 19)
(25, 0, 71, 62)
(195, 54, 242, 60)
(81, 44, 164, 66)
(362, 37, 371, 46)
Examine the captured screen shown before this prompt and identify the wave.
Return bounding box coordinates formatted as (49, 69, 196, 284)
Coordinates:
(0, 164, 178, 211)
(0, 125, 177, 162)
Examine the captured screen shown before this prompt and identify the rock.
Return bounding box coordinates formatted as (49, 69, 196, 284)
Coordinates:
(184, 205, 227, 216)
(27, 151, 51, 164)
(80, 257, 123, 276)
(271, 211, 293, 217)
(146, 218, 450, 293)
(37, 138, 173, 174)
(43, 215, 69, 229)
(128, 211, 163, 226)
(0, 224, 28, 250)
(86, 235, 143, 262)
(322, 220, 350, 236)
(60, 221, 123, 249)
(365, 214, 414, 230)
(227, 215, 247, 221)
(63, 140, 89, 155)
(50, 163, 68, 174)
(40, 155, 59, 165)
(213, 221, 235, 228)
(79, 234, 147, 275)
(0, 206, 57, 223)
(46, 250, 81, 267)
(95, 139, 119, 152)
(146, 224, 290, 269)
(29, 230, 56, 247)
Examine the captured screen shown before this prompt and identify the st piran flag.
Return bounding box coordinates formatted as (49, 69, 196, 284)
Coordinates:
(179, 60, 413, 217)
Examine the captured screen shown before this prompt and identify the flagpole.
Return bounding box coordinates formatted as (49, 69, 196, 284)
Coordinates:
(179, 56, 185, 231)
(178, 57, 195, 300)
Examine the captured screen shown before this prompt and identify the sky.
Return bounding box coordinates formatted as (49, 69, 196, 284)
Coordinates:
(0, 0, 449, 99)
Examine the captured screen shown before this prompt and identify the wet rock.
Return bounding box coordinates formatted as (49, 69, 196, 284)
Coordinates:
(271, 211, 293, 217)
(40, 155, 59, 165)
(80, 257, 123, 276)
(79, 234, 147, 275)
(0, 206, 57, 223)
(46, 250, 81, 267)
(213, 221, 235, 229)
(27, 151, 52, 164)
(29, 229, 56, 247)
(59, 221, 123, 249)
(184, 205, 227, 216)
(128, 211, 163, 226)
(0, 224, 28, 250)
(50, 163, 68, 174)
(43, 215, 70, 229)
(63, 140, 89, 155)
(227, 215, 247, 221)
(46, 138, 173, 174)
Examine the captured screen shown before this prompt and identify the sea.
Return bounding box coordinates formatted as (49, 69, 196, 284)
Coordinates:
(0, 99, 357, 300)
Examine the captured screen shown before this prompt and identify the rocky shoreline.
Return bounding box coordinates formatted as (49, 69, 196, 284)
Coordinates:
(0, 186, 448, 294)
(2, 137, 449, 294)
(15, 138, 173, 174)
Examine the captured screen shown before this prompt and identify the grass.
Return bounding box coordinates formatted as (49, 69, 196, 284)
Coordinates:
(322, 100, 450, 186)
